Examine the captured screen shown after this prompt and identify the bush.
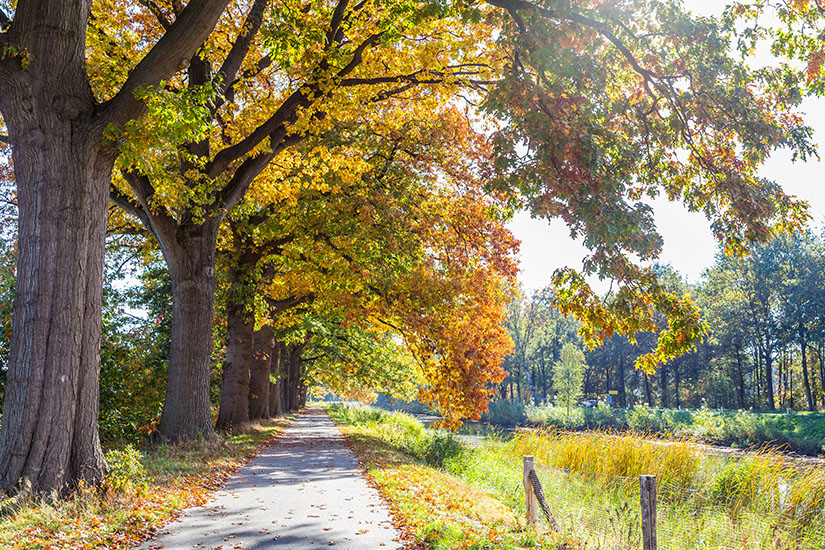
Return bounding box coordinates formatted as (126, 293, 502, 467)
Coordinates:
(104, 445, 148, 494)
(481, 400, 527, 426)
(424, 432, 463, 468)
(329, 404, 462, 468)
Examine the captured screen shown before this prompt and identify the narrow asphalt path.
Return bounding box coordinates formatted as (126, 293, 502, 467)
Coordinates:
(135, 409, 402, 550)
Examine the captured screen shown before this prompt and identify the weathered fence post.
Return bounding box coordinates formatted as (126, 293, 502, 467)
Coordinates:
(523, 455, 538, 526)
(640, 475, 657, 550)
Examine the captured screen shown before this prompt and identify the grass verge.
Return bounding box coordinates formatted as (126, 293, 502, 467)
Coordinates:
(327, 404, 568, 550)
(0, 416, 293, 550)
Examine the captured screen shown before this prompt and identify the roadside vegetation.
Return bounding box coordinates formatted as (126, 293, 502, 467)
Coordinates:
(478, 402, 825, 456)
(0, 418, 290, 550)
(332, 404, 825, 550)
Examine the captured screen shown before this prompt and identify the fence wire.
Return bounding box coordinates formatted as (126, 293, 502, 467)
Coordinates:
(532, 463, 825, 550)
(533, 464, 642, 550)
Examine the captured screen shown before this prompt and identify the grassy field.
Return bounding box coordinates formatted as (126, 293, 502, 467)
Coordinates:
(478, 401, 825, 456)
(332, 404, 825, 550)
(0, 417, 292, 550)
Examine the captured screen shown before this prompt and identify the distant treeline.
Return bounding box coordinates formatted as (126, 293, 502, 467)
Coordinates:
(502, 230, 825, 412)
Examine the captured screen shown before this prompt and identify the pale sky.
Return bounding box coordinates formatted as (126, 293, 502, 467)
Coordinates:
(508, 0, 825, 293)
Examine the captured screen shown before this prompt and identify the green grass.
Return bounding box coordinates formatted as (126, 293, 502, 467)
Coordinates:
(334, 404, 825, 550)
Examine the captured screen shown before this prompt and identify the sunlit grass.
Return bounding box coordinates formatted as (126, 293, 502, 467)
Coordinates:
(333, 404, 825, 550)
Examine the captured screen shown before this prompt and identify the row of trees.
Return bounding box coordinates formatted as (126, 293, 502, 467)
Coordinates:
(501, 229, 825, 411)
(0, 0, 821, 496)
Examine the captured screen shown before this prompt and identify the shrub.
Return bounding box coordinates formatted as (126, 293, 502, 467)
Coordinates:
(104, 445, 148, 494)
(424, 432, 463, 468)
(481, 400, 527, 426)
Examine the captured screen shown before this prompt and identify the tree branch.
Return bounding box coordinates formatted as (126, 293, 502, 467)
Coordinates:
(136, 0, 172, 30)
(326, 0, 350, 48)
(98, 0, 231, 128)
(214, 0, 269, 98)
(109, 185, 155, 233)
(0, 7, 11, 31)
(206, 33, 382, 177)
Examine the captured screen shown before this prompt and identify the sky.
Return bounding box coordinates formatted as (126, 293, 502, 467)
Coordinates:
(508, 0, 825, 293)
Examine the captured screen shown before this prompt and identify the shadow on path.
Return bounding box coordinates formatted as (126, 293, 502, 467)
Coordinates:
(134, 409, 401, 550)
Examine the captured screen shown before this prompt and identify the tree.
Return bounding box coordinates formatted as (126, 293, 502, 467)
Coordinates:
(483, 0, 812, 375)
(552, 342, 586, 422)
(0, 0, 237, 494)
(107, 0, 494, 441)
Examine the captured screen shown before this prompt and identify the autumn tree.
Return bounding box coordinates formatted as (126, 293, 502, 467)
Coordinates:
(212, 106, 517, 428)
(0, 0, 240, 494)
(107, 0, 496, 441)
(483, 0, 813, 375)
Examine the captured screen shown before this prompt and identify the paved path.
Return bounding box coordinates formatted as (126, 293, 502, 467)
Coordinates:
(136, 409, 401, 550)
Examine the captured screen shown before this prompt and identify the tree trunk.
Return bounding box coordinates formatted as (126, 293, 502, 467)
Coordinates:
(673, 360, 681, 408)
(156, 222, 220, 441)
(618, 353, 627, 407)
(764, 345, 775, 410)
(735, 346, 746, 409)
(644, 373, 653, 407)
(660, 366, 668, 409)
(249, 325, 275, 419)
(287, 344, 303, 411)
(216, 303, 252, 430)
(800, 326, 814, 411)
(819, 343, 825, 410)
(0, 4, 109, 492)
(268, 343, 284, 417)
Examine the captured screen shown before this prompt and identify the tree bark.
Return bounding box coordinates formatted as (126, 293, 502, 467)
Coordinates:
(0, 1, 109, 494)
(216, 303, 252, 430)
(764, 345, 775, 410)
(249, 325, 275, 419)
(156, 221, 220, 441)
(617, 353, 627, 407)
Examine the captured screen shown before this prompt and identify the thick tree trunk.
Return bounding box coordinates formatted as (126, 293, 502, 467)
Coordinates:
(156, 223, 220, 441)
(249, 325, 275, 419)
(0, 2, 109, 493)
(268, 343, 284, 417)
(216, 303, 252, 430)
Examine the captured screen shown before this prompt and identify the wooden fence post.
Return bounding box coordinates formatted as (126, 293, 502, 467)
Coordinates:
(523, 455, 537, 527)
(640, 475, 657, 550)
